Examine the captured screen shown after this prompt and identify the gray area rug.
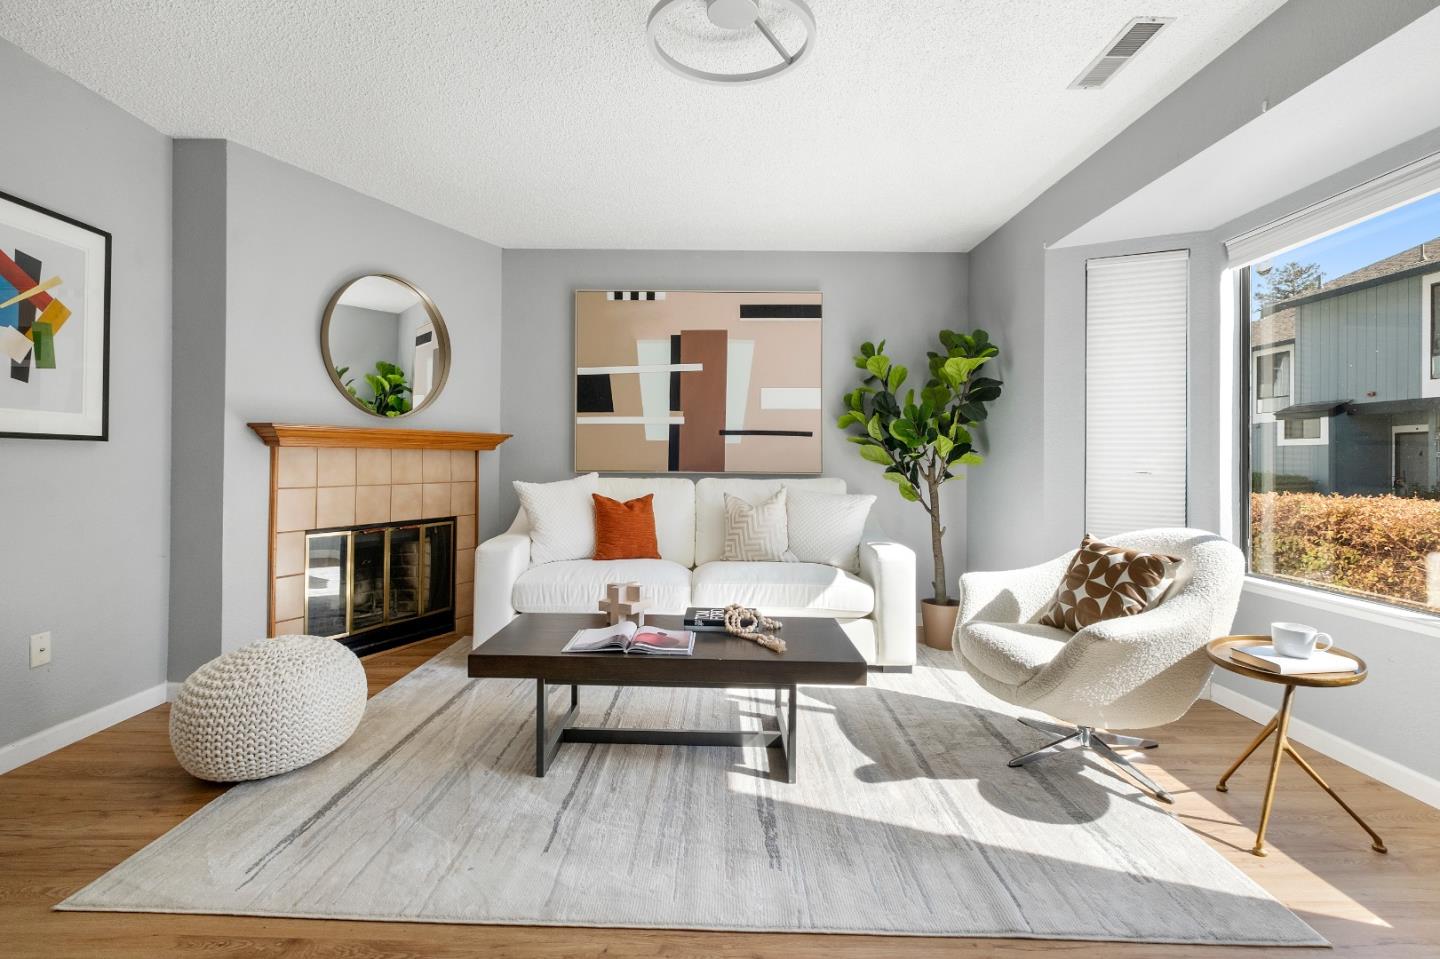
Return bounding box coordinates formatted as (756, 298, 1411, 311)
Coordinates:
(59, 641, 1324, 946)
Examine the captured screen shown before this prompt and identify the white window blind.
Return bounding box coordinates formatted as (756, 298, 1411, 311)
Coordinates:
(1225, 149, 1440, 266)
(1085, 249, 1188, 538)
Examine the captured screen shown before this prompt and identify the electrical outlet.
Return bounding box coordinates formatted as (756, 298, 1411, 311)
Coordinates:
(30, 631, 51, 668)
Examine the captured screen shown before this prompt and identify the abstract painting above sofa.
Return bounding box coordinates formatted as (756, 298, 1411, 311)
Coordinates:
(574, 289, 821, 473)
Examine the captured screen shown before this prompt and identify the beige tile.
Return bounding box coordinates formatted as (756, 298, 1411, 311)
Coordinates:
(422, 482, 452, 518)
(455, 615, 474, 638)
(456, 548, 475, 585)
(275, 617, 304, 637)
(392, 484, 423, 521)
(356, 448, 391, 486)
(316, 486, 356, 528)
(392, 449, 423, 484)
(451, 482, 477, 517)
(317, 447, 357, 487)
(275, 531, 306, 578)
(355, 484, 391, 525)
(450, 450, 476, 481)
(275, 575, 304, 622)
(422, 449, 451, 483)
(456, 587, 474, 617)
(277, 447, 317, 489)
(276, 488, 316, 532)
(456, 514, 476, 550)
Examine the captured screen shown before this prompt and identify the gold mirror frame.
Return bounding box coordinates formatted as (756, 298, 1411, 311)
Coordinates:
(320, 273, 452, 418)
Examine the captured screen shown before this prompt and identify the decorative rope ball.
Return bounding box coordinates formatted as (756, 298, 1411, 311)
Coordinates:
(169, 635, 367, 782)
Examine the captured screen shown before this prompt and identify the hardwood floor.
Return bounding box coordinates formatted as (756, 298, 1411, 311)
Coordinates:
(3, 633, 1438, 958)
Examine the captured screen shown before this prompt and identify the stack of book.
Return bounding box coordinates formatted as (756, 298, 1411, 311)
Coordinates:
(1230, 644, 1358, 676)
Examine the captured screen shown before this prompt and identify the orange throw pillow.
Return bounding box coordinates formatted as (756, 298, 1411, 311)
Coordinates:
(592, 493, 661, 560)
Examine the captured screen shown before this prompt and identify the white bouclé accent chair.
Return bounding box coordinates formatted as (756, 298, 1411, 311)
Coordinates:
(169, 635, 368, 782)
(952, 528, 1245, 801)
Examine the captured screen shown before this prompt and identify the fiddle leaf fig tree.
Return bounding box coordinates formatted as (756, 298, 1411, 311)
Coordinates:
(836, 329, 1002, 605)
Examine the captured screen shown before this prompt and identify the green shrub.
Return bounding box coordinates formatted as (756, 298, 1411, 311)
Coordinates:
(1251, 491, 1440, 608)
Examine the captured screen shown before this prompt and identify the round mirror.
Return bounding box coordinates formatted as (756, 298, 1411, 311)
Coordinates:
(321, 274, 451, 417)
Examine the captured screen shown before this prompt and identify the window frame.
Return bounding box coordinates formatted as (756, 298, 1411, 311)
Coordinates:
(1278, 413, 1329, 447)
(1421, 271, 1440, 398)
(1237, 230, 1432, 620)
(1251, 343, 1293, 421)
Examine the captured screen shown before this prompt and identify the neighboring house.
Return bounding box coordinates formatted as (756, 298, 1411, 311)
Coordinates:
(1251, 237, 1440, 495)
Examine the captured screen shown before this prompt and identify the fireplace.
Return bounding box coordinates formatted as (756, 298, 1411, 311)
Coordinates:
(249, 423, 510, 653)
(305, 518, 456, 655)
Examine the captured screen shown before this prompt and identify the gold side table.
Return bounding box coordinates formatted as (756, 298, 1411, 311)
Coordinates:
(1206, 636, 1387, 857)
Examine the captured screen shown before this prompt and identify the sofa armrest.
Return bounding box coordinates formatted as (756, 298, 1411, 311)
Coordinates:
(859, 529, 917, 667)
(957, 553, 1071, 627)
(471, 532, 530, 644)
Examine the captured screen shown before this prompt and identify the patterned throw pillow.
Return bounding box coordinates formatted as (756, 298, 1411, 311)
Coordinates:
(1038, 535, 1181, 632)
(722, 490, 795, 563)
(592, 493, 662, 560)
(786, 490, 876, 572)
(512, 473, 600, 565)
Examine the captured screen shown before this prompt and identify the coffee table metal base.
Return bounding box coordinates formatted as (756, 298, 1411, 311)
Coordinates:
(533, 680, 798, 783)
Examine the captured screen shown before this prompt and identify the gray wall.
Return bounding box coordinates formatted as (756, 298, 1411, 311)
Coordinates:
(0, 39, 173, 747)
(965, 0, 1440, 572)
(500, 250, 970, 597)
(165, 141, 504, 675)
(217, 142, 503, 657)
(169, 140, 228, 679)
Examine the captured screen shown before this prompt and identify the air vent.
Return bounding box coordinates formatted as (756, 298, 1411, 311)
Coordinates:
(1070, 18, 1172, 89)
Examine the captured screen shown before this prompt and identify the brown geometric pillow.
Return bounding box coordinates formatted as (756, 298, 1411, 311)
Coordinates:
(1037, 535, 1181, 632)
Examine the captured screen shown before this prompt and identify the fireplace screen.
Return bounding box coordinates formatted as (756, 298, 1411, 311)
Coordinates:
(304, 519, 455, 651)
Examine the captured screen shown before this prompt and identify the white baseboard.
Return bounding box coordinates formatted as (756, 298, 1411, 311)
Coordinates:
(1207, 683, 1440, 810)
(0, 682, 171, 775)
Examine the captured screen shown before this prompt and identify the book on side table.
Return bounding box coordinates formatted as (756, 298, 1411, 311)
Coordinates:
(1231, 644, 1359, 675)
(562, 621, 696, 656)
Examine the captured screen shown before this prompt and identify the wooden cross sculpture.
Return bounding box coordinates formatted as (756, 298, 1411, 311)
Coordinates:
(599, 582, 651, 626)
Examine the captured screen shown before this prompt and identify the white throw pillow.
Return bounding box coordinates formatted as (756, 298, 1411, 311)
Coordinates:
(722, 490, 795, 563)
(786, 490, 876, 572)
(513, 473, 600, 565)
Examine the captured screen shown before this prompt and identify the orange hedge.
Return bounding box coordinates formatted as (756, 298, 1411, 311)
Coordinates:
(1251, 492, 1440, 608)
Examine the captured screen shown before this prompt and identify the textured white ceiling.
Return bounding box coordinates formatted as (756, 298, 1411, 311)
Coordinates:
(0, 0, 1286, 251)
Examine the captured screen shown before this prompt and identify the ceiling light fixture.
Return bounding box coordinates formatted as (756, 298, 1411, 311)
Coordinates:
(647, 0, 816, 85)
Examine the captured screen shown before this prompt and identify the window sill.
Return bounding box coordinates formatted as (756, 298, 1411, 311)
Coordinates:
(1243, 575, 1440, 636)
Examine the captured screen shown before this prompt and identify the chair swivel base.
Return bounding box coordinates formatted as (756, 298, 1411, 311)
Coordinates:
(1008, 716, 1173, 803)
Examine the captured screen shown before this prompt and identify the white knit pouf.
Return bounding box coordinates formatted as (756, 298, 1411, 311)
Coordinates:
(169, 635, 368, 782)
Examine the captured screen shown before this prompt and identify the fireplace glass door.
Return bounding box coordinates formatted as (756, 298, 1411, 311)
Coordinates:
(303, 519, 456, 652)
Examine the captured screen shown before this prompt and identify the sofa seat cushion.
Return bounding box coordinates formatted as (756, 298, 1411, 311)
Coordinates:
(513, 559, 691, 614)
(692, 561, 874, 617)
(957, 621, 1072, 688)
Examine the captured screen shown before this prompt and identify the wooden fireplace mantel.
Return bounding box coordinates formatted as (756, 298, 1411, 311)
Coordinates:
(248, 423, 511, 451)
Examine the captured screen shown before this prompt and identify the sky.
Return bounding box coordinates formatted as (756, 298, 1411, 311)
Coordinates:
(1251, 190, 1440, 319)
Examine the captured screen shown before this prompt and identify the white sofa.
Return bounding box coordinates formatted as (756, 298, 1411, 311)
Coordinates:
(473, 477, 917, 667)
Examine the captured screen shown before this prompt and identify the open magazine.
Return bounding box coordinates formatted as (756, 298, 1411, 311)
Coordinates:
(562, 621, 695, 656)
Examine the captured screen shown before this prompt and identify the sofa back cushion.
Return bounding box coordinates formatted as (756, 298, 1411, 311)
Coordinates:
(596, 477, 696, 567)
(694, 477, 845, 566)
(513, 473, 600, 564)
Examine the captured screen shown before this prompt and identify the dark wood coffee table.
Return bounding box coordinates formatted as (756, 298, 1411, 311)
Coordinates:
(468, 613, 868, 782)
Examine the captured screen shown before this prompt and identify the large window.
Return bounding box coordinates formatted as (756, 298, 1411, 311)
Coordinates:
(1243, 190, 1440, 612)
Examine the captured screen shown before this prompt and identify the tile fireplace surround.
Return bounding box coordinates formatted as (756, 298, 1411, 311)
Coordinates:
(249, 424, 509, 647)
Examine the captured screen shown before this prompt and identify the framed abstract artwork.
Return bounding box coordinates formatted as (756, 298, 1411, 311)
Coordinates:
(574, 290, 822, 473)
(0, 190, 110, 440)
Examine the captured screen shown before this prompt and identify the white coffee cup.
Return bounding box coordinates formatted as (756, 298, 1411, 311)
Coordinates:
(1271, 622, 1333, 659)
